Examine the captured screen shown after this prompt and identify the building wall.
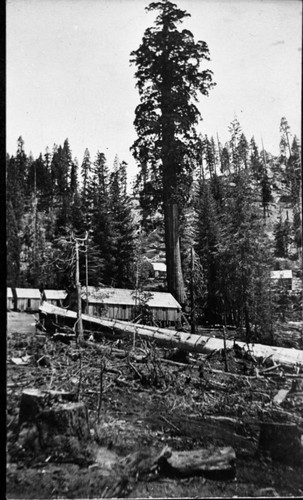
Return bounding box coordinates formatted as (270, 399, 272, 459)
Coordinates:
(48, 299, 64, 307)
(17, 298, 41, 312)
(7, 297, 14, 310)
(87, 302, 180, 325)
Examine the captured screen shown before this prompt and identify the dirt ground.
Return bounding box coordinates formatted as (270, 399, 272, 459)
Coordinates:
(6, 312, 303, 498)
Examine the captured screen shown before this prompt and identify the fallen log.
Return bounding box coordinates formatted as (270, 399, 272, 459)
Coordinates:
(39, 303, 303, 368)
(158, 446, 236, 480)
(116, 445, 236, 481)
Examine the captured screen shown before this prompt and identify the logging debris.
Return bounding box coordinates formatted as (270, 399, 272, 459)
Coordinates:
(7, 312, 303, 498)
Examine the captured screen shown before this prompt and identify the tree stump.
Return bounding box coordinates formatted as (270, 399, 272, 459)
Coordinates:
(18, 388, 48, 427)
(18, 388, 90, 454)
(258, 422, 302, 464)
(38, 401, 90, 445)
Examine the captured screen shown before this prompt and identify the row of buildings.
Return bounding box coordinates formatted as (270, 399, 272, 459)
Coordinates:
(6, 269, 301, 327)
(7, 286, 182, 327)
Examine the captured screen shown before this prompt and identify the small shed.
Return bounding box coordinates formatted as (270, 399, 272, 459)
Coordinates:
(270, 270, 293, 290)
(7, 288, 13, 310)
(83, 287, 181, 327)
(152, 262, 167, 279)
(43, 289, 67, 307)
(15, 288, 41, 312)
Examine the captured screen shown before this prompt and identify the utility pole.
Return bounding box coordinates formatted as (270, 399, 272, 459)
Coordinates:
(75, 238, 84, 343)
(190, 246, 196, 335)
(85, 237, 89, 314)
(73, 231, 88, 343)
(33, 161, 38, 284)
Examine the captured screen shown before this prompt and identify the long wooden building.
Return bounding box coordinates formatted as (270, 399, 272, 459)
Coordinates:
(82, 287, 181, 327)
(7, 288, 67, 312)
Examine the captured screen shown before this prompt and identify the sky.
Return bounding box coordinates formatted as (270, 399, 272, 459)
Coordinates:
(6, 0, 302, 184)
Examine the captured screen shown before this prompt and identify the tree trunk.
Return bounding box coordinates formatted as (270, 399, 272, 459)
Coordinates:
(164, 202, 185, 305)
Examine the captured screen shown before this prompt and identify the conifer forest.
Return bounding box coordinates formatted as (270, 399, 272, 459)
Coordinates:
(7, 116, 302, 340)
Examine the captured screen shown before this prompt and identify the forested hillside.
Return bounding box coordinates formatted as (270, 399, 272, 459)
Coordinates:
(6, 115, 302, 341)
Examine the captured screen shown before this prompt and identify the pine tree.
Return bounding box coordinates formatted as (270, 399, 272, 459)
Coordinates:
(6, 200, 21, 287)
(130, 0, 215, 304)
(220, 145, 230, 174)
(215, 170, 272, 340)
(194, 176, 221, 325)
(228, 116, 242, 172)
(238, 132, 249, 169)
(51, 139, 73, 232)
(108, 158, 136, 287)
(70, 158, 84, 232)
(87, 151, 113, 285)
(279, 116, 292, 158)
(6, 138, 29, 286)
(274, 213, 291, 258)
(80, 148, 92, 229)
(261, 170, 272, 218)
(249, 137, 263, 181)
(202, 135, 216, 178)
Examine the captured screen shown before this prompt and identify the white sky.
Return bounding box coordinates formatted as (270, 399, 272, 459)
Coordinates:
(6, 0, 302, 183)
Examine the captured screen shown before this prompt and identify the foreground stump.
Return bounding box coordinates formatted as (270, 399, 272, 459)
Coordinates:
(258, 422, 302, 464)
(38, 401, 90, 443)
(18, 388, 90, 454)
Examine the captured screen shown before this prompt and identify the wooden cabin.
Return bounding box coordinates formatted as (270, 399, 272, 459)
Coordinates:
(82, 287, 181, 327)
(7, 288, 14, 310)
(152, 262, 167, 279)
(270, 270, 293, 291)
(43, 289, 67, 307)
(15, 288, 41, 312)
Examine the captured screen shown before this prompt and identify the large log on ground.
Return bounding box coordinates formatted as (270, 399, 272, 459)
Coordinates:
(39, 302, 303, 368)
(158, 446, 236, 479)
(258, 422, 302, 464)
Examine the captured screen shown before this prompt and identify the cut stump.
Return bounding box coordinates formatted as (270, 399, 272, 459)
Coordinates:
(18, 388, 90, 452)
(258, 422, 302, 464)
(18, 388, 48, 427)
(39, 401, 90, 444)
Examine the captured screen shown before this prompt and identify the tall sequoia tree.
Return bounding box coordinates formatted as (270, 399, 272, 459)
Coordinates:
(130, 0, 215, 304)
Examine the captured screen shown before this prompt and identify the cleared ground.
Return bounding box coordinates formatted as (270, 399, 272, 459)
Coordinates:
(6, 312, 303, 498)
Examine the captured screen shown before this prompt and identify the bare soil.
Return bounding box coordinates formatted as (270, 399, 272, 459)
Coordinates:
(6, 312, 303, 498)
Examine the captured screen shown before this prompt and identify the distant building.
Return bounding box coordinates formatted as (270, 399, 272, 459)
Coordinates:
(15, 288, 41, 312)
(82, 286, 181, 327)
(43, 289, 67, 307)
(270, 270, 293, 290)
(152, 262, 167, 279)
